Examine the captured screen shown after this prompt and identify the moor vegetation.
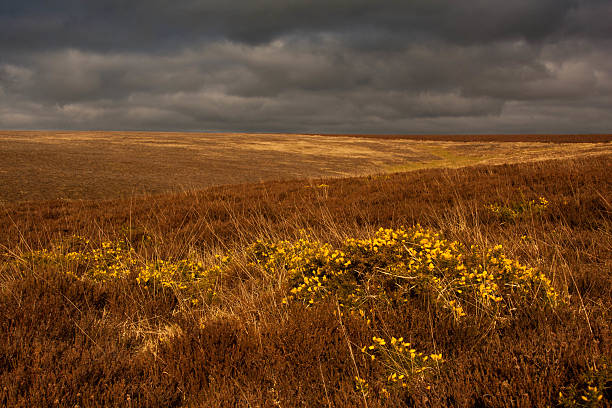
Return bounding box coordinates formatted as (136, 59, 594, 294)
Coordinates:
(321, 133, 612, 143)
(0, 154, 611, 407)
(3, 131, 611, 202)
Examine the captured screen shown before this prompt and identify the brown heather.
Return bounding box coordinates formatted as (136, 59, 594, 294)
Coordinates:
(0, 153, 611, 407)
(318, 133, 612, 143)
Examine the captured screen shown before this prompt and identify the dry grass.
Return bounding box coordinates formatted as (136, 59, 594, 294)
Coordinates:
(319, 133, 612, 143)
(1, 130, 611, 201)
(0, 152, 610, 407)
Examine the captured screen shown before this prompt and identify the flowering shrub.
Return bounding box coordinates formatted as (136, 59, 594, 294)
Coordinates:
(27, 236, 137, 280)
(361, 335, 444, 390)
(17, 227, 562, 396)
(249, 226, 558, 322)
(248, 226, 559, 392)
(485, 196, 549, 222)
(247, 236, 354, 306)
(22, 235, 222, 300)
(559, 362, 610, 407)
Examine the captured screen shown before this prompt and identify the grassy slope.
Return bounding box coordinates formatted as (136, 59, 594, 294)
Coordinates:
(2, 131, 611, 202)
(0, 154, 611, 407)
(318, 133, 612, 143)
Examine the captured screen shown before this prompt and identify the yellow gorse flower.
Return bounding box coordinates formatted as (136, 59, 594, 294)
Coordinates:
(23, 235, 224, 302)
(250, 226, 558, 321)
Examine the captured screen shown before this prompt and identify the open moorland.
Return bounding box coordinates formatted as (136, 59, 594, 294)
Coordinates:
(1, 131, 611, 202)
(0, 133, 611, 407)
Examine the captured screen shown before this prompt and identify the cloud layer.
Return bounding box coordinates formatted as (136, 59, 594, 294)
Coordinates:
(1, 1, 611, 133)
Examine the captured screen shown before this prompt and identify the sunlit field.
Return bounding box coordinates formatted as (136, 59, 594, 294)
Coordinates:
(1, 130, 611, 202)
(0, 134, 610, 407)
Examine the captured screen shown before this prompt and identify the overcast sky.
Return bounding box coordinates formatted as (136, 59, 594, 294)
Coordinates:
(1, 1, 611, 133)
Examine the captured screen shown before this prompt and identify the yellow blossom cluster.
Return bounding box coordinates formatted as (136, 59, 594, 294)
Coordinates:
(354, 375, 369, 395)
(361, 335, 443, 389)
(24, 236, 222, 299)
(248, 235, 353, 306)
(485, 196, 549, 221)
(29, 237, 137, 281)
(248, 226, 560, 394)
(559, 362, 610, 407)
(250, 226, 558, 322)
(136, 259, 206, 289)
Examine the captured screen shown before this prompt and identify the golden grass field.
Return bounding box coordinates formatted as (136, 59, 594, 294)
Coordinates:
(1, 130, 611, 201)
(0, 131, 610, 407)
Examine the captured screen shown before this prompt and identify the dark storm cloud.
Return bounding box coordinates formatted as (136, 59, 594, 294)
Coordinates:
(1, 1, 611, 133)
(0, 0, 600, 50)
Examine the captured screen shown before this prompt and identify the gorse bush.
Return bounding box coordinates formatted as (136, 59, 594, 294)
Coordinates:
(249, 226, 558, 322)
(20, 235, 222, 301)
(485, 196, 549, 222)
(27, 236, 137, 281)
(247, 226, 560, 392)
(19, 227, 559, 330)
(13, 226, 561, 395)
(559, 361, 611, 408)
(361, 335, 444, 391)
